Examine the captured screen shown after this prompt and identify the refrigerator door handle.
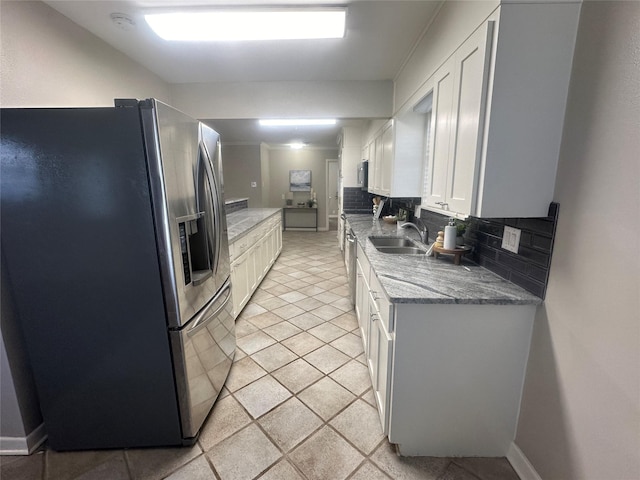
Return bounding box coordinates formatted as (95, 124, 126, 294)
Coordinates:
(197, 138, 222, 280)
(187, 279, 231, 336)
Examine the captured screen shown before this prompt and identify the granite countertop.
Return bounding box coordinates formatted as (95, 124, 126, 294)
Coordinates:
(226, 208, 282, 243)
(225, 197, 249, 205)
(346, 214, 541, 305)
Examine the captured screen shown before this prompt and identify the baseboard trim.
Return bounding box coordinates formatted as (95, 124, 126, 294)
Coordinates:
(0, 423, 47, 455)
(507, 442, 542, 480)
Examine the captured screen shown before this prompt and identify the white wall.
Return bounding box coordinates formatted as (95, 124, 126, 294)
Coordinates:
(221, 144, 263, 207)
(268, 148, 339, 230)
(260, 143, 271, 207)
(514, 2, 640, 479)
(170, 80, 393, 120)
(0, 0, 171, 107)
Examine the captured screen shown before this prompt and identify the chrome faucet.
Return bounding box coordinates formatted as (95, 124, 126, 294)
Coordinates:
(400, 222, 429, 244)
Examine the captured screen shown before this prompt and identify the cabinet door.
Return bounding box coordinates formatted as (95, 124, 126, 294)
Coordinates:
(368, 294, 393, 435)
(275, 222, 282, 254)
(379, 124, 393, 196)
(355, 262, 370, 356)
(373, 135, 384, 194)
(231, 253, 250, 317)
(446, 22, 493, 215)
(371, 315, 392, 435)
(259, 234, 270, 278)
(267, 226, 276, 266)
(424, 57, 455, 209)
(367, 139, 377, 193)
(248, 244, 260, 292)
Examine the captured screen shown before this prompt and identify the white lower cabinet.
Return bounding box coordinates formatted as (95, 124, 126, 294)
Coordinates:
(230, 214, 282, 318)
(230, 251, 251, 315)
(368, 291, 393, 434)
(355, 255, 370, 357)
(355, 243, 393, 435)
(355, 244, 536, 456)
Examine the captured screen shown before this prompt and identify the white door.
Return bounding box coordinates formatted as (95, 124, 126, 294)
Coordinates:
(327, 159, 339, 226)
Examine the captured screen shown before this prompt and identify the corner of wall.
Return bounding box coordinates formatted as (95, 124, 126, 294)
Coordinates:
(507, 442, 543, 480)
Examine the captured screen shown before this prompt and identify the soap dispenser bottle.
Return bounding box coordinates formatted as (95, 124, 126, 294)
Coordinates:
(444, 218, 457, 250)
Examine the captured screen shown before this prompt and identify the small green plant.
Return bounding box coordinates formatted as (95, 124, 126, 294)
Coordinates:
(456, 221, 467, 236)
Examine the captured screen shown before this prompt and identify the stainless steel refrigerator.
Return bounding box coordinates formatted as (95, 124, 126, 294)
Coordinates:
(0, 99, 235, 450)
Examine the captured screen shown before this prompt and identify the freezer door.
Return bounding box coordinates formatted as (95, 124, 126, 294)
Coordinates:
(170, 278, 235, 439)
(139, 99, 230, 328)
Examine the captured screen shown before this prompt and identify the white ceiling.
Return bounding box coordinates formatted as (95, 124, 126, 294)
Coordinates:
(44, 0, 442, 147)
(202, 118, 365, 148)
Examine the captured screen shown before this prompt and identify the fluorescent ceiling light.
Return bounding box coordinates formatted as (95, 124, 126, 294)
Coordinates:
(145, 9, 346, 41)
(259, 119, 337, 127)
(289, 143, 306, 149)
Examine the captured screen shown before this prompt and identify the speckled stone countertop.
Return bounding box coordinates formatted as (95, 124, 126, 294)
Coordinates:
(225, 197, 249, 205)
(226, 208, 282, 243)
(346, 214, 541, 305)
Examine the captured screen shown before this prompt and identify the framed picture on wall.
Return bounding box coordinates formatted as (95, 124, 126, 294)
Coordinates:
(290, 170, 311, 191)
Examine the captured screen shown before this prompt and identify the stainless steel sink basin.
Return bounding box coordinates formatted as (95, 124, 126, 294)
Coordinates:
(375, 246, 427, 255)
(368, 237, 416, 247)
(368, 236, 427, 255)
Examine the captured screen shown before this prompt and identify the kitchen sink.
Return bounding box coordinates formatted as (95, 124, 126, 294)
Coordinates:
(368, 237, 416, 248)
(368, 236, 427, 255)
(375, 246, 427, 255)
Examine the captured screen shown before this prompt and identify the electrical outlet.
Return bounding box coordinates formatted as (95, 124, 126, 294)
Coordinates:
(501, 226, 521, 254)
(251, 181, 257, 188)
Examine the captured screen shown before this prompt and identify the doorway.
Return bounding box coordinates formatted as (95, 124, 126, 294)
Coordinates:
(326, 159, 339, 231)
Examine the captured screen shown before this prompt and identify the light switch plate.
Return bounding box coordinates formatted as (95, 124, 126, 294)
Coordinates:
(501, 226, 521, 254)
(251, 181, 257, 188)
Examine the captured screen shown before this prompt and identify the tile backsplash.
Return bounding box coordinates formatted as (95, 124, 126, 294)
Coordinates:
(342, 187, 373, 214)
(342, 190, 558, 298)
(419, 203, 559, 299)
(225, 198, 249, 213)
(342, 188, 421, 217)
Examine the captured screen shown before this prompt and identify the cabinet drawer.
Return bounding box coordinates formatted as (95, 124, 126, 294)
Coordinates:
(234, 237, 251, 257)
(356, 242, 371, 284)
(369, 271, 393, 332)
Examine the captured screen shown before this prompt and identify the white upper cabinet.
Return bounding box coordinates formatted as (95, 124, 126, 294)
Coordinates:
(424, 57, 455, 209)
(419, 2, 580, 218)
(424, 21, 493, 215)
(339, 126, 363, 188)
(367, 114, 424, 198)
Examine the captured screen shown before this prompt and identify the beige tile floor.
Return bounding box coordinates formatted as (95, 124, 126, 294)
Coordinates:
(0, 231, 520, 480)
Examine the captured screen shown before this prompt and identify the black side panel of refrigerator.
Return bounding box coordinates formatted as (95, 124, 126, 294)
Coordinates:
(0, 108, 182, 450)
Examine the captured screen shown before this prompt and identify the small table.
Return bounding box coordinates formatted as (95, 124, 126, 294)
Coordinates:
(432, 245, 472, 265)
(283, 207, 318, 231)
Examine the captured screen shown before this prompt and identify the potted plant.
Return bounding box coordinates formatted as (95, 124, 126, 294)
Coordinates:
(455, 221, 467, 246)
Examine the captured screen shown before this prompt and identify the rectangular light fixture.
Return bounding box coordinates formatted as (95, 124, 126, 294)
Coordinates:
(145, 8, 346, 41)
(259, 119, 337, 127)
